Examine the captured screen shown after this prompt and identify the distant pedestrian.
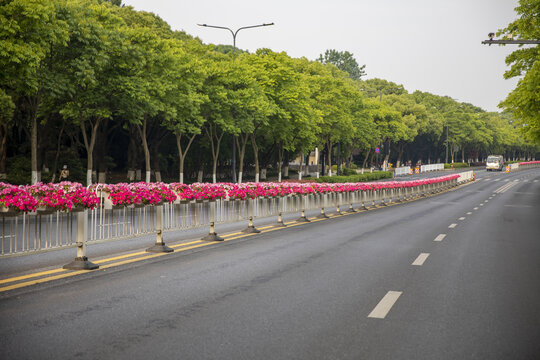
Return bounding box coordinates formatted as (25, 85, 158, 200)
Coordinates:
(60, 165, 69, 180)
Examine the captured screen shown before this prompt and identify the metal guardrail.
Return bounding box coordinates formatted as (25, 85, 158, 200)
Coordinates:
(1, 175, 474, 267)
(394, 167, 412, 176)
(420, 164, 444, 172)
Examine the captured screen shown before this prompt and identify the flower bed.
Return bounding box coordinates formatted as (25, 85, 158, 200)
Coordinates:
(0, 183, 38, 213)
(0, 173, 461, 214)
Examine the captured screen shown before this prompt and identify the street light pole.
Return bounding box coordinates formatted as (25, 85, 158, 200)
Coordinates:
(198, 22, 274, 183)
(445, 111, 449, 164)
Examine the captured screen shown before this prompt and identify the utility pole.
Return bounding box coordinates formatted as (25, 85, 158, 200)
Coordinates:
(198, 23, 274, 183)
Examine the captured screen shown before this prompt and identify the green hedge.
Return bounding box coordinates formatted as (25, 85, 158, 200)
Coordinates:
(444, 162, 469, 169)
(316, 171, 393, 183)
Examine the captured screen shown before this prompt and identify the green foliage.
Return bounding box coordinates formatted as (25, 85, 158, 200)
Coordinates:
(316, 171, 393, 183)
(6, 155, 30, 185)
(317, 49, 366, 80)
(498, 0, 540, 144)
(0, 0, 536, 184)
(444, 162, 469, 169)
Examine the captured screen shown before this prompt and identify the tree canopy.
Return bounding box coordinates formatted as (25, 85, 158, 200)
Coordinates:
(0, 0, 536, 185)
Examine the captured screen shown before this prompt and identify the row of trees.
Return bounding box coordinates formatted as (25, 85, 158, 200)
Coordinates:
(1, 0, 537, 185)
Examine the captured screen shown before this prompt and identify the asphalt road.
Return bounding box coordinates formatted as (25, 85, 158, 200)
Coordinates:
(0, 168, 539, 359)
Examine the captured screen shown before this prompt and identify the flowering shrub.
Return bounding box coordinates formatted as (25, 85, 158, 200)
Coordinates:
(519, 161, 540, 166)
(98, 182, 177, 206)
(57, 182, 99, 209)
(0, 173, 461, 213)
(27, 183, 74, 211)
(0, 183, 38, 212)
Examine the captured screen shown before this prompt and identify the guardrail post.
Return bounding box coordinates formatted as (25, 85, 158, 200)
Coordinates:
(242, 198, 261, 233)
(361, 190, 368, 210)
(276, 196, 286, 227)
(202, 201, 224, 241)
(318, 193, 329, 218)
(335, 193, 343, 215)
(381, 189, 388, 206)
(346, 191, 357, 212)
(395, 187, 403, 202)
(63, 210, 99, 270)
(296, 195, 310, 222)
(146, 205, 173, 253)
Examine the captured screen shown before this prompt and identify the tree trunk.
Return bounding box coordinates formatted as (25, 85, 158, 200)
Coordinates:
(80, 118, 101, 186)
(298, 150, 304, 180)
(283, 150, 289, 178)
(236, 133, 249, 183)
(0, 122, 8, 179)
(176, 132, 197, 184)
(205, 123, 223, 184)
(326, 140, 333, 176)
(277, 143, 283, 182)
(250, 133, 259, 183)
(136, 116, 151, 183)
(31, 106, 39, 184)
(50, 122, 65, 183)
(362, 148, 371, 170)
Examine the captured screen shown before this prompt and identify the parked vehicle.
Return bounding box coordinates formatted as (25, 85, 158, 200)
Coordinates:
(486, 155, 504, 171)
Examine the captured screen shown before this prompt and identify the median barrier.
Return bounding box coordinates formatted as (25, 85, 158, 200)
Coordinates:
(420, 164, 444, 173)
(394, 166, 412, 177)
(1, 174, 468, 262)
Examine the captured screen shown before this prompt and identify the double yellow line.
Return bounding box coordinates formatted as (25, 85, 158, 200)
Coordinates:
(0, 193, 437, 294)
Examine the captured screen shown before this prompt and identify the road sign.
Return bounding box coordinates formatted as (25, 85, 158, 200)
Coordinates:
(375, 147, 380, 154)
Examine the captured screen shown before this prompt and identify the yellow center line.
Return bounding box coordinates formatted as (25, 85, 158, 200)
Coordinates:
(0, 270, 89, 292)
(221, 232, 242, 238)
(224, 233, 258, 241)
(170, 239, 204, 248)
(2, 191, 446, 293)
(0, 268, 67, 285)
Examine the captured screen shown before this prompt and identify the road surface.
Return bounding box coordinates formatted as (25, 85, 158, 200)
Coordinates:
(0, 168, 539, 359)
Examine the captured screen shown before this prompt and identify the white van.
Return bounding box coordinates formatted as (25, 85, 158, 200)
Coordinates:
(486, 155, 504, 171)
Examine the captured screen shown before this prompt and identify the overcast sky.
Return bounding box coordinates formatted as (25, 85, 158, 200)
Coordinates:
(123, 0, 522, 112)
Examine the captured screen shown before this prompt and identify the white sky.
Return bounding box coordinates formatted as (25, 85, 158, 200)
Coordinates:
(122, 0, 522, 112)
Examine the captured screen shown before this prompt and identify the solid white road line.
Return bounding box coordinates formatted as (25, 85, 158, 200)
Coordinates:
(458, 217, 465, 220)
(434, 234, 446, 242)
(412, 253, 430, 266)
(368, 291, 403, 319)
(449, 223, 457, 228)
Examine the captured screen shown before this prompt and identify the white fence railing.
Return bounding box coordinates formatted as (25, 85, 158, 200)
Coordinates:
(394, 167, 412, 177)
(1, 174, 476, 267)
(420, 164, 444, 172)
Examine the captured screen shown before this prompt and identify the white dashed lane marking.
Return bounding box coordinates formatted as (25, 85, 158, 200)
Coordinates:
(448, 223, 457, 228)
(368, 291, 403, 319)
(412, 253, 430, 266)
(458, 217, 465, 220)
(434, 234, 446, 242)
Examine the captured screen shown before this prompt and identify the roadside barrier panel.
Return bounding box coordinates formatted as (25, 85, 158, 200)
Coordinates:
(1, 174, 468, 261)
(420, 164, 444, 172)
(394, 166, 412, 177)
